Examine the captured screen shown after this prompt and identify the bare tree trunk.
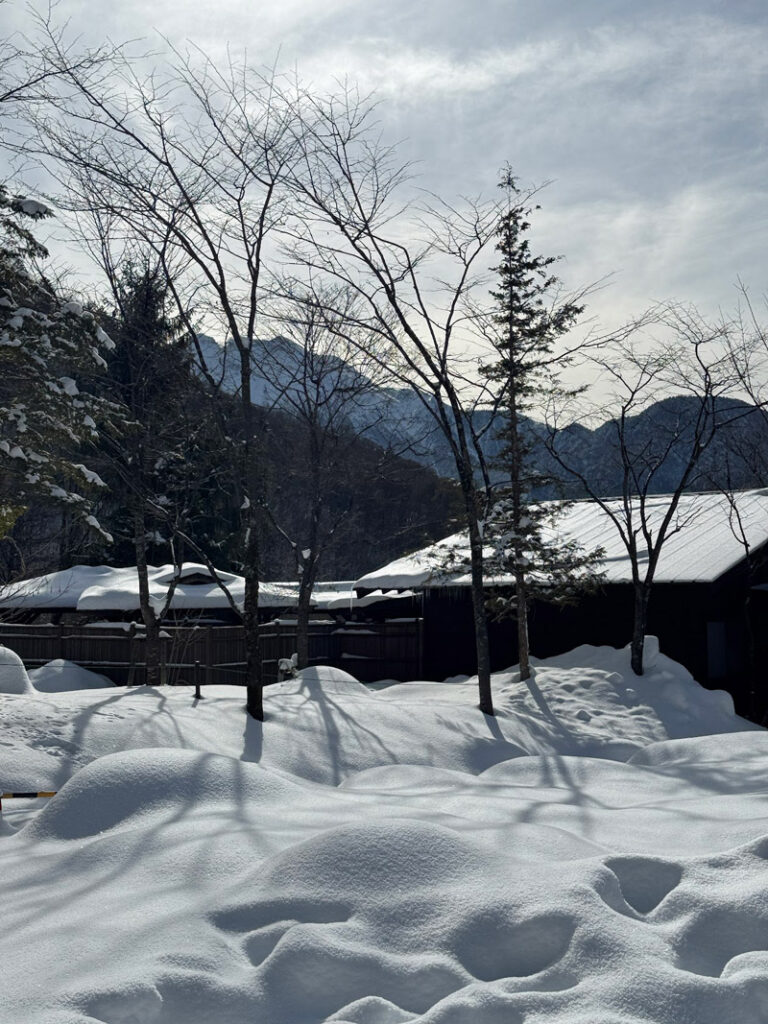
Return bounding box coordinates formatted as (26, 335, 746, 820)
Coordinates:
(466, 514, 493, 714)
(241, 356, 264, 720)
(243, 555, 263, 718)
(507, 378, 531, 683)
(516, 574, 531, 681)
(295, 563, 314, 670)
(295, 456, 322, 671)
(133, 507, 161, 687)
(630, 583, 651, 676)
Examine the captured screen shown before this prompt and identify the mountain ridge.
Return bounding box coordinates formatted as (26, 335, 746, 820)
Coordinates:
(196, 335, 768, 498)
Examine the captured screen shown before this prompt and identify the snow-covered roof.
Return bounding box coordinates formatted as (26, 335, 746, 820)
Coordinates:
(0, 564, 298, 613)
(268, 581, 352, 611)
(264, 582, 414, 612)
(354, 489, 768, 591)
(322, 589, 415, 611)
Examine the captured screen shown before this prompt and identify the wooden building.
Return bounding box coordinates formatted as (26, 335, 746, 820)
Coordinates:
(0, 564, 421, 685)
(0, 563, 297, 625)
(354, 490, 768, 717)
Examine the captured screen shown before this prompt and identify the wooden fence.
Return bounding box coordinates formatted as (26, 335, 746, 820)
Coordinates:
(0, 619, 423, 687)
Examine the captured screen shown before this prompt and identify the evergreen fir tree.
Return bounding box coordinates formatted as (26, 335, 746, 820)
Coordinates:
(481, 170, 602, 680)
(100, 263, 193, 559)
(0, 185, 113, 543)
(96, 263, 228, 683)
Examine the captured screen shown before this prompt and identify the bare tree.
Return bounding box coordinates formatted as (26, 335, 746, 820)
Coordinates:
(725, 283, 768, 413)
(255, 286, 392, 667)
(22, 40, 308, 718)
(280, 87, 531, 713)
(545, 305, 739, 675)
(0, 4, 117, 111)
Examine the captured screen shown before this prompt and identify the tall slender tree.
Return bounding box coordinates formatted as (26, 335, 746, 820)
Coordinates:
(258, 291, 387, 669)
(480, 171, 601, 680)
(287, 92, 509, 714)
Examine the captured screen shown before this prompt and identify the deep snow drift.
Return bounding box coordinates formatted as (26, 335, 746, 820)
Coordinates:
(1, 643, 767, 1024)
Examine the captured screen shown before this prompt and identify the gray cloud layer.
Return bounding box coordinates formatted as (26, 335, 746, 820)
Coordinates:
(5, 0, 767, 326)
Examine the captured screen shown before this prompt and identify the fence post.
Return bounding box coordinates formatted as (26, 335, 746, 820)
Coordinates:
(205, 627, 212, 686)
(418, 617, 424, 679)
(331, 624, 342, 669)
(127, 622, 137, 687)
(194, 659, 202, 700)
(160, 632, 167, 686)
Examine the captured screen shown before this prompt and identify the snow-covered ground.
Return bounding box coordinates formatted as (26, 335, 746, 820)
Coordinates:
(1, 642, 767, 1024)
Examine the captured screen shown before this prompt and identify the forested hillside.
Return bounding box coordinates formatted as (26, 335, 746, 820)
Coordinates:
(204, 333, 768, 499)
(1, 348, 463, 586)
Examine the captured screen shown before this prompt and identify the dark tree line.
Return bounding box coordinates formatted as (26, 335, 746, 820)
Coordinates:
(1, 263, 462, 609)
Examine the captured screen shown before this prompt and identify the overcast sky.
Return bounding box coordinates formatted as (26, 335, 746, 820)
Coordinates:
(6, 0, 768, 330)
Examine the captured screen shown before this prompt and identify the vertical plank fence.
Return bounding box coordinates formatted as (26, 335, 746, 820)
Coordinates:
(0, 618, 423, 686)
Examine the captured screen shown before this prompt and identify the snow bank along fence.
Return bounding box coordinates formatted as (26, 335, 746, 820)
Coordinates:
(0, 619, 423, 686)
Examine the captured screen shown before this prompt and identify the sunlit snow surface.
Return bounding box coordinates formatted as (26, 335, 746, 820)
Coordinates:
(2, 646, 768, 1023)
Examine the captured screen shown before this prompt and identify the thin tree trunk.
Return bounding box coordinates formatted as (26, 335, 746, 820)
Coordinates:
(507, 372, 531, 683)
(467, 514, 493, 715)
(243, 504, 263, 717)
(241, 347, 263, 720)
(452, 444, 494, 714)
(133, 507, 161, 687)
(243, 558, 263, 719)
(516, 574, 531, 681)
(295, 567, 313, 670)
(296, 460, 322, 671)
(630, 583, 651, 676)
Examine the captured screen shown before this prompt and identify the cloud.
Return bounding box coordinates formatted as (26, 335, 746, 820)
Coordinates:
(291, 13, 766, 107)
(531, 178, 768, 326)
(299, 40, 559, 98)
(3, 0, 766, 340)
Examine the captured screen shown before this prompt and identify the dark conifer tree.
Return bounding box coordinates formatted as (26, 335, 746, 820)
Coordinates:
(98, 263, 221, 683)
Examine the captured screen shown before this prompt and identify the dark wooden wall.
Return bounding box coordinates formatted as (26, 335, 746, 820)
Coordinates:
(422, 575, 765, 718)
(0, 619, 422, 687)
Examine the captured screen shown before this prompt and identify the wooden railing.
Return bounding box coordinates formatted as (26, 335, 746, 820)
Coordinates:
(0, 619, 423, 686)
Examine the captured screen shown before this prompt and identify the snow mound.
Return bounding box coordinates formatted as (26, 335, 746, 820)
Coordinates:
(503, 640, 746, 746)
(0, 645, 34, 694)
(27, 748, 305, 841)
(274, 665, 372, 697)
(29, 658, 115, 692)
(263, 820, 488, 896)
(0, 744, 61, 793)
(629, 731, 768, 767)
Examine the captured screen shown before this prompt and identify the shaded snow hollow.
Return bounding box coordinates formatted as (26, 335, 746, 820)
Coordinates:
(1, 643, 767, 1024)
